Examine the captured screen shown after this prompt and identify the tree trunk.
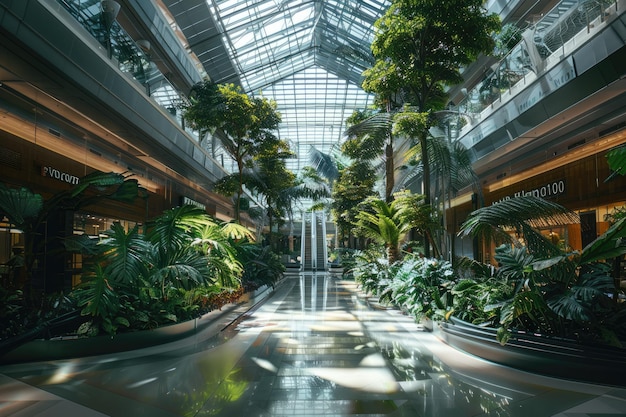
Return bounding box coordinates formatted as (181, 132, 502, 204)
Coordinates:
(235, 158, 244, 222)
(385, 141, 394, 203)
(387, 243, 400, 265)
(420, 130, 431, 257)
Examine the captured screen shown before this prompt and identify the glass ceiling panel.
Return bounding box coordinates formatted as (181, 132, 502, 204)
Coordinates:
(265, 66, 374, 174)
(193, 0, 389, 208)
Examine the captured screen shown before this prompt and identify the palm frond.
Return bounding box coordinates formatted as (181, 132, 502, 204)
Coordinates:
(605, 144, 626, 180)
(580, 217, 626, 264)
(460, 196, 580, 244)
(0, 184, 43, 226)
(308, 146, 339, 181)
(75, 265, 120, 319)
(147, 205, 208, 250)
(100, 223, 150, 286)
(344, 112, 393, 140)
(220, 222, 255, 241)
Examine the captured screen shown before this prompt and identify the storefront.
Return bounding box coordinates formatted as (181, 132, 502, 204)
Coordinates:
(450, 147, 626, 264)
(0, 129, 222, 291)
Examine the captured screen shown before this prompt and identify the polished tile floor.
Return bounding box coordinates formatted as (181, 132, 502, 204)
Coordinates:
(1, 272, 626, 416)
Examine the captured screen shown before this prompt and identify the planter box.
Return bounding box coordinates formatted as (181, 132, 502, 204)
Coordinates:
(437, 316, 626, 386)
(0, 284, 273, 364)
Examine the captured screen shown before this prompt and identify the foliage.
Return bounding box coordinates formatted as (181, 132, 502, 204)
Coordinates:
(71, 205, 256, 336)
(331, 248, 358, 278)
(361, 0, 499, 255)
(349, 194, 626, 348)
(0, 290, 77, 341)
(458, 196, 626, 346)
(235, 242, 285, 290)
(352, 190, 438, 263)
(351, 247, 457, 322)
(386, 254, 456, 321)
(450, 276, 512, 325)
(459, 195, 581, 258)
(342, 108, 426, 203)
(181, 81, 282, 221)
(350, 247, 389, 296)
(605, 144, 626, 178)
(0, 288, 25, 340)
(0, 172, 143, 339)
(245, 143, 303, 249)
(363, 0, 500, 109)
(331, 160, 377, 246)
(604, 205, 626, 224)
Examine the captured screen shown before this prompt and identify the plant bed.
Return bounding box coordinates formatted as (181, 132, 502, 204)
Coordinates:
(436, 316, 626, 387)
(0, 284, 274, 365)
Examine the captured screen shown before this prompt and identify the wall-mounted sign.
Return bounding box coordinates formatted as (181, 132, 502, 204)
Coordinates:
(494, 179, 566, 204)
(41, 165, 80, 185)
(181, 196, 206, 211)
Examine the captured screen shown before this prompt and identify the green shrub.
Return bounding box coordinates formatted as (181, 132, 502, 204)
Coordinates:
(387, 254, 455, 321)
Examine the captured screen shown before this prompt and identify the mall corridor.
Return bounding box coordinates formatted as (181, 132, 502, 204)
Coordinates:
(1, 272, 626, 416)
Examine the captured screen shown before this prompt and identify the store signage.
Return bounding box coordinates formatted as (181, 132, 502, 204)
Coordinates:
(41, 165, 80, 185)
(181, 196, 206, 210)
(495, 179, 566, 203)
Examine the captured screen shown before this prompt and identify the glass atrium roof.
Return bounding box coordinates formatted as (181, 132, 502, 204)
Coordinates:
(166, 0, 389, 175)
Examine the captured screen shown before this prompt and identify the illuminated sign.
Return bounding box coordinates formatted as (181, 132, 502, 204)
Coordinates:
(494, 179, 566, 204)
(181, 196, 206, 211)
(41, 165, 80, 185)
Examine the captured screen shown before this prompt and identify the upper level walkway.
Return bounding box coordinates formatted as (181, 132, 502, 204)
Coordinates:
(1, 271, 625, 416)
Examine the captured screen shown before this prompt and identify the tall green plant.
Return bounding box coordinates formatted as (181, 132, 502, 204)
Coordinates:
(182, 82, 282, 222)
(353, 190, 438, 263)
(331, 160, 377, 248)
(362, 0, 500, 255)
(459, 196, 626, 345)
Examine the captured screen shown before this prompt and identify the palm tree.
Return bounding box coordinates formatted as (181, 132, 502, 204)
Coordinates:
(343, 109, 480, 257)
(410, 131, 482, 259)
(343, 109, 427, 203)
(353, 191, 437, 264)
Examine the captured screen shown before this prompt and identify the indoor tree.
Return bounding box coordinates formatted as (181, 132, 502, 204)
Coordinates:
(343, 111, 480, 257)
(410, 133, 483, 258)
(181, 81, 282, 222)
(331, 159, 377, 249)
(362, 0, 500, 255)
(353, 190, 438, 264)
(343, 108, 428, 204)
(246, 142, 297, 250)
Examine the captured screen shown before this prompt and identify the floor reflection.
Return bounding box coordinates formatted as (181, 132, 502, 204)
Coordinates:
(1, 272, 625, 417)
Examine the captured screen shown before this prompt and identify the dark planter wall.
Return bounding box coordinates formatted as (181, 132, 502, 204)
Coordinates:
(437, 317, 626, 387)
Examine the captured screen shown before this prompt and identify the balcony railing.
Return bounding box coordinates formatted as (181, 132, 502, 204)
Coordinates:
(55, 0, 240, 172)
(455, 0, 620, 136)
